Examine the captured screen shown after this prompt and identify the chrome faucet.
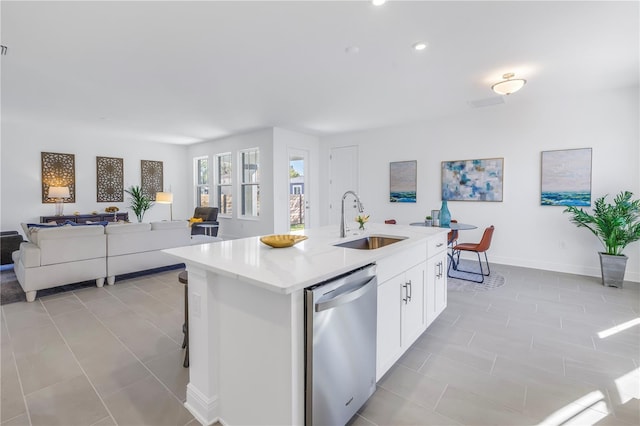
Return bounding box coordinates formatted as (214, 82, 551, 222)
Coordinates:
(340, 190, 364, 238)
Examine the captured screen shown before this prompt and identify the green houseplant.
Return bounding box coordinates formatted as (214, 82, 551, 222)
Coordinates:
(564, 191, 640, 287)
(125, 185, 154, 223)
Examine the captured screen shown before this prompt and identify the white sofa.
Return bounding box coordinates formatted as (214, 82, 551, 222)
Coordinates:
(13, 225, 107, 302)
(13, 221, 218, 301)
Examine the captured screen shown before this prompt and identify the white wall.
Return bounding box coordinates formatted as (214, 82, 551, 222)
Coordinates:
(186, 129, 275, 240)
(1, 118, 189, 236)
(320, 87, 640, 282)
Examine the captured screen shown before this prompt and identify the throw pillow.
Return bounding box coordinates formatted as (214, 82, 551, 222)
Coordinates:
(189, 217, 204, 227)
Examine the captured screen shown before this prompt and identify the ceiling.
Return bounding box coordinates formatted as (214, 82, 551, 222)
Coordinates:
(2, 1, 638, 145)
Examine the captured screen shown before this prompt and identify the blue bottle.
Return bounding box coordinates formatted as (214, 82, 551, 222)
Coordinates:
(440, 200, 451, 227)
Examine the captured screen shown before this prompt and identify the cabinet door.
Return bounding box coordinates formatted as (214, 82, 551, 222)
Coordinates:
(376, 274, 403, 380)
(426, 252, 447, 326)
(433, 252, 447, 317)
(401, 262, 425, 347)
(425, 256, 437, 327)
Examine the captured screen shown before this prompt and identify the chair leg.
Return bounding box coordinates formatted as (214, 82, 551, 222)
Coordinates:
(183, 283, 189, 368)
(483, 251, 491, 276)
(450, 250, 487, 283)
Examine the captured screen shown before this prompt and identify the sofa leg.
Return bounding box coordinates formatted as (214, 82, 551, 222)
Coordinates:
(25, 291, 36, 302)
(96, 278, 105, 288)
(107, 276, 115, 286)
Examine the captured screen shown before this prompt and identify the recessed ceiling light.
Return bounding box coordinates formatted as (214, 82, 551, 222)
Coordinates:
(412, 42, 427, 51)
(372, 0, 387, 6)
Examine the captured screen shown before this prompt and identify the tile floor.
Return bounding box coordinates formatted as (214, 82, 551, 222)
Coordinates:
(1, 264, 639, 426)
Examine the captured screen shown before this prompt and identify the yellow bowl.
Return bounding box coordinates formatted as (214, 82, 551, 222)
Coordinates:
(260, 234, 308, 248)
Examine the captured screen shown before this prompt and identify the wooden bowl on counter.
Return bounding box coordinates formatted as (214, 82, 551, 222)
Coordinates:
(260, 234, 308, 248)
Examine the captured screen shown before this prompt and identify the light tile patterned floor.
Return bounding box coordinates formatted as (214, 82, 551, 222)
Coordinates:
(1, 264, 639, 426)
(353, 264, 640, 426)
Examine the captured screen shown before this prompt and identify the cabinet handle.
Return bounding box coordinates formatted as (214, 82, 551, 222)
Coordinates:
(407, 280, 412, 302)
(402, 283, 408, 304)
(436, 261, 443, 279)
(436, 243, 444, 248)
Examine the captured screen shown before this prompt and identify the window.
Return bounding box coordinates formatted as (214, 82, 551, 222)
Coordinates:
(216, 153, 233, 216)
(194, 156, 209, 207)
(240, 148, 260, 217)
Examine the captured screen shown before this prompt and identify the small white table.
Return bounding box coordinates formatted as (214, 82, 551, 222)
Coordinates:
(195, 223, 219, 237)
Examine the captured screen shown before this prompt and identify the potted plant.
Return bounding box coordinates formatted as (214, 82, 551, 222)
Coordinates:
(425, 215, 433, 227)
(125, 185, 154, 223)
(564, 191, 640, 287)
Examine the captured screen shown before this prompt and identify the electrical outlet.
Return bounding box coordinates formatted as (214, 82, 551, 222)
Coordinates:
(192, 292, 201, 318)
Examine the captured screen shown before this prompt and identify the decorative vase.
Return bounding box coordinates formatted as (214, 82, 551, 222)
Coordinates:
(440, 200, 451, 227)
(359, 223, 365, 231)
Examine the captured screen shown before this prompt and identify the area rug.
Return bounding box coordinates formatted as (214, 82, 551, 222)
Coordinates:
(447, 259, 506, 292)
(0, 264, 185, 305)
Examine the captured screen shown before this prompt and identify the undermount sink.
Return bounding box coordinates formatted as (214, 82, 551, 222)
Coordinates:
(334, 235, 407, 250)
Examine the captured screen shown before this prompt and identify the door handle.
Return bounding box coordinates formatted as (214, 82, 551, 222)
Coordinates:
(403, 280, 412, 304)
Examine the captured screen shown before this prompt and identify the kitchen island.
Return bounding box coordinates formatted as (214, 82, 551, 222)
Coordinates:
(163, 223, 449, 426)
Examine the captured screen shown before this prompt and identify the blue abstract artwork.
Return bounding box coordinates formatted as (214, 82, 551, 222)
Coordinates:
(390, 160, 417, 203)
(541, 148, 592, 206)
(441, 158, 503, 202)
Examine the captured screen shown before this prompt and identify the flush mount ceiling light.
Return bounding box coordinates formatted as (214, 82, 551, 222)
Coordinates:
(491, 72, 527, 95)
(372, 0, 387, 6)
(412, 41, 427, 51)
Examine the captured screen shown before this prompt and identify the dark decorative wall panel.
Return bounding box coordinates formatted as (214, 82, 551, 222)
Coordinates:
(41, 152, 76, 203)
(141, 160, 163, 201)
(96, 156, 124, 202)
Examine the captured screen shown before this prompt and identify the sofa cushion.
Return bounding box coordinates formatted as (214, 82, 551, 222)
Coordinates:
(22, 222, 58, 242)
(25, 224, 104, 246)
(105, 223, 151, 234)
(150, 221, 189, 231)
(107, 224, 190, 256)
(16, 226, 107, 266)
(65, 220, 109, 227)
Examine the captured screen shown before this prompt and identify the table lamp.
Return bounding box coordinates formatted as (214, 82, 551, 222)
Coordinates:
(156, 191, 173, 221)
(48, 186, 70, 216)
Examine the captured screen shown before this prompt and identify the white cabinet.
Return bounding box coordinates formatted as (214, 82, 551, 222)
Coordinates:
(426, 250, 447, 327)
(376, 262, 425, 380)
(402, 263, 426, 345)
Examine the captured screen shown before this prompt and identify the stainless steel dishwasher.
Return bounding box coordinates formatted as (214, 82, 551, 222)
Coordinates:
(305, 264, 377, 426)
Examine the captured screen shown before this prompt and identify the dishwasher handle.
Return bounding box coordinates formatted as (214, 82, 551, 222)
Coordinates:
(315, 276, 376, 312)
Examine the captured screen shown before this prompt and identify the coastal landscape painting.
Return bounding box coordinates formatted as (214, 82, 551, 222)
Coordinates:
(390, 160, 417, 203)
(441, 158, 503, 202)
(541, 148, 592, 206)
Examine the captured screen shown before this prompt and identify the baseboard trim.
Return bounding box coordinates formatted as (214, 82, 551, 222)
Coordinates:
(185, 383, 219, 426)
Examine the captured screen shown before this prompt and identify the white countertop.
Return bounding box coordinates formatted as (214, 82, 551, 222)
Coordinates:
(163, 223, 448, 294)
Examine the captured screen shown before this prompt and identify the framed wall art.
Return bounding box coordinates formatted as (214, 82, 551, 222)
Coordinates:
(141, 160, 163, 201)
(441, 158, 503, 202)
(390, 160, 417, 203)
(41, 152, 76, 203)
(96, 156, 124, 202)
(541, 148, 592, 206)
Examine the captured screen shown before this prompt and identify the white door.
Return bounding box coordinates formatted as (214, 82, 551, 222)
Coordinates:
(329, 146, 359, 226)
(289, 148, 309, 231)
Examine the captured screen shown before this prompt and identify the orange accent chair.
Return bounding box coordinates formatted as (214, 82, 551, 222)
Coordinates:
(450, 225, 495, 283)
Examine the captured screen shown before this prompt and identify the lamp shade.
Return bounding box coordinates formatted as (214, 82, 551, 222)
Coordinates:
(156, 192, 173, 204)
(491, 73, 526, 95)
(48, 186, 70, 199)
